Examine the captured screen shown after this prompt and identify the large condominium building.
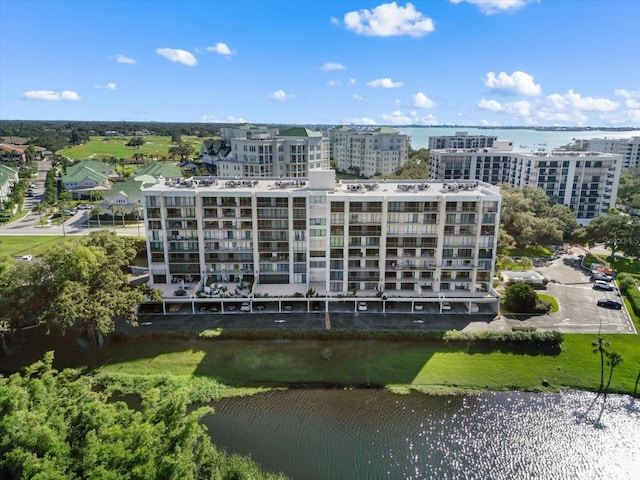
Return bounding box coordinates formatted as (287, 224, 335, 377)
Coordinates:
(143, 171, 501, 311)
(329, 126, 410, 178)
(220, 124, 280, 140)
(215, 127, 329, 178)
(588, 136, 640, 169)
(428, 132, 498, 150)
(429, 148, 622, 224)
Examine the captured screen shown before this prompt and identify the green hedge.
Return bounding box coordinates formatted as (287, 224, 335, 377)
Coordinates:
(197, 328, 564, 347)
(626, 286, 640, 317)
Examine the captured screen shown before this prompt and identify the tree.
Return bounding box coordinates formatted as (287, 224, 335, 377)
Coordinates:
(171, 132, 183, 144)
(592, 336, 610, 392)
(605, 351, 623, 394)
(108, 203, 118, 227)
(168, 142, 195, 162)
(117, 205, 128, 227)
(618, 218, 640, 259)
(503, 283, 538, 312)
(31, 201, 46, 225)
(132, 204, 143, 237)
(90, 204, 103, 228)
(0, 233, 158, 340)
(0, 353, 286, 480)
(126, 137, 145, 149)
(585, 213, 632, 258)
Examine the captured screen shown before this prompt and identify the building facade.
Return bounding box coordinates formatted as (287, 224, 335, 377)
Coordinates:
(429, 148, 622, 224)
(215, 127, 329, 178)
(428, 132, 498, 150)
(143, 171, 501, 310)
(220, 124, 280, 140)
(588, 136, 640, 169)
(329, 126, 410, 178)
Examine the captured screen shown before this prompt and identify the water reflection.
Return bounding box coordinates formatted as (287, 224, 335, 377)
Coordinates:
(204, 390, 640, 480)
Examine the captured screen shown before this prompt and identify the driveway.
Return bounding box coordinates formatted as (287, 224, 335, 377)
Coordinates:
(502, 248, 636, 334)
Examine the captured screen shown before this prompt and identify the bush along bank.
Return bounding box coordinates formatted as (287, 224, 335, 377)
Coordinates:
(197, 328, 564, 348)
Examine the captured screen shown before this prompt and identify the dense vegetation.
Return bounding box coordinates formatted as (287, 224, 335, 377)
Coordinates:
(616, 168, 640, 211)
(0, 232, 160, 344)
(585, 212, 640, 259)
(0, 352, 286, 480)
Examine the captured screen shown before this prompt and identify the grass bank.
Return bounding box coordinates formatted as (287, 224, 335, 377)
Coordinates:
(4, 326, 639, 397)
(59, 135, 204, 160)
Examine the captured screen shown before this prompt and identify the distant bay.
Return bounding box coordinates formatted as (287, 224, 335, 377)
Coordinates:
(398, 126, 640, 151)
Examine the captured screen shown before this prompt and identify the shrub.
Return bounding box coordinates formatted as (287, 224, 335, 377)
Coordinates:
(503, 283, 538, 312)
(616, 273, 636, 294)
(626, 285, 640, 317)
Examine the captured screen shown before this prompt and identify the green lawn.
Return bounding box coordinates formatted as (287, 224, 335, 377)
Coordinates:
(498, 244, 554, 258)
(537, 293, 559, 312)
(610, 256, 640, 278)
(0, 235, 67, 257)
(59, 135, 206, 161)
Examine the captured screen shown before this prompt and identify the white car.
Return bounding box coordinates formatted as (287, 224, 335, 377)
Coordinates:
(593, 280, 614, 291)
(414, 304, 423, 311)
(240, 302, 251, 312)
(441, 302, 452, 311)
(357, 302, 368, 311)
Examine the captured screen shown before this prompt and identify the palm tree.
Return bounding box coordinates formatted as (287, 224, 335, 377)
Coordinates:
(592, 336, 610, 392)
(117, 206, 127, 227)
(131, 204, 143, 237)
(84, 210, 91, 229)
(605, 351, 623, 394)
(108, 203, 117, 228)
(91, 205, 103, 228)
(32, 201, 45, 225)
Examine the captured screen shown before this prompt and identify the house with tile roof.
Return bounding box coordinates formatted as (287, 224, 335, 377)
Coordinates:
(135, 162, 182, 180)
(0, 143, 46, 162)
(104, 178, 154, 215)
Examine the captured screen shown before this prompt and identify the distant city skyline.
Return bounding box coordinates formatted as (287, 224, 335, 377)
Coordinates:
(1, 0, 639, 127)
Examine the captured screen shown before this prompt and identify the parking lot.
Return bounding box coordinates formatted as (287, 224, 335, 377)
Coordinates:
(504, 248, 636, 334)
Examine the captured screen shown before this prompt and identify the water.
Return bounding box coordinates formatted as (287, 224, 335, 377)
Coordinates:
(398, 127, 640, 151)
(204, 389, 640, 480)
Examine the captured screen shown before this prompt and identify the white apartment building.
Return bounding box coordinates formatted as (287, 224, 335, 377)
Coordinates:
(588, 136, 640, 169)
(329, 126, 410, 178)
(215, 127, 329, 178)
(220, 124, 280, 140)
(143, 170, 502, 312)
(429, 148, 622, 224)
(428, 132, 498, 150)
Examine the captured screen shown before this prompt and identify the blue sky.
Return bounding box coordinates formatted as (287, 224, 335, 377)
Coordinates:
(1, 0, 639, 127)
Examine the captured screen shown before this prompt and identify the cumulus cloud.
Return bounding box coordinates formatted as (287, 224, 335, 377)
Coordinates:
(207, 42, 236, 56)
(614, 88, 640, 99)
(116, 54, 136, 64)
(348, 78, 356, 86)
(330, 16, 340, 26)
(156, 48, 197, 66)
(344, 2, 435, 37)
(484, 71, 541, 96)
(94, 82, 117, 90)
(200, 114, 248, 123)
(22, 90, 80, 101)
(380, 110, 438, 125)
(626, 99, 640, 109)
(327, 80, 339, 87)
(344, 116, 378, 125)
(270, 90, 295, 101)
(545, 90, 618, 112)
(366, 78, 404, 88)
(478, 98, 531, 117)
(320, 62, 346, 71)
(352, 94, 366, 101)
(449, 0, 532, 15)
(478, 99, 503, 111)
(410, 91, 435, 108)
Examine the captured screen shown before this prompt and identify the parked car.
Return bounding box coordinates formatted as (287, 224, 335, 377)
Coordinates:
(77, 203, 90, 210)
(441, 302, 452, 311)
(470, 303, 479, 313)
(283, 304, 293, 311)
(227, 305, 236, 311)
(593, 280, 615, 291)
(210, 305, 219, 312)
(357, 302, 368, 311)
(591, 272, 613, 282)
(414, 303, 423, 311)
(255, 304, 265, 311)
(240, 302, 251, 312)
(597, 299, 623, 310)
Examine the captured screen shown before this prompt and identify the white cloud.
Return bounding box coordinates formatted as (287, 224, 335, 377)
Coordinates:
(380, 110, 438, 125)
(478, 99, 503, 111)
(200, 114, 248, 123)
(207, 42, 236, 56)
(330, 16, 340, 26)
(348, 78, 356, 86)
(545, 90, 619, 112)
(626, 99, 640, 109)
(484, 71, 541, 96)
(366, 78, 404, 88)
(22, 90, 80, 101)
(344, 116, 378, 125)
(327, 80, 338, 87)
(270, 90, 295, 101)
(344, 2, 435, 37)
(320, 62, 346, 71)
(614, 88, 640, 99)
(449, 0, 532, 15)
(504, 100, 532, 117)
(410, 91, 435, 108)
(352, 94, 366, 101)
(116, 54, 136, 64)
(156, 48, 197, 66)
(94, 82, 117, 90)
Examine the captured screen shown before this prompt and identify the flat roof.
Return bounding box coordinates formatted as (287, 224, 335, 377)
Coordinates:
(144, 176, 500, 197)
